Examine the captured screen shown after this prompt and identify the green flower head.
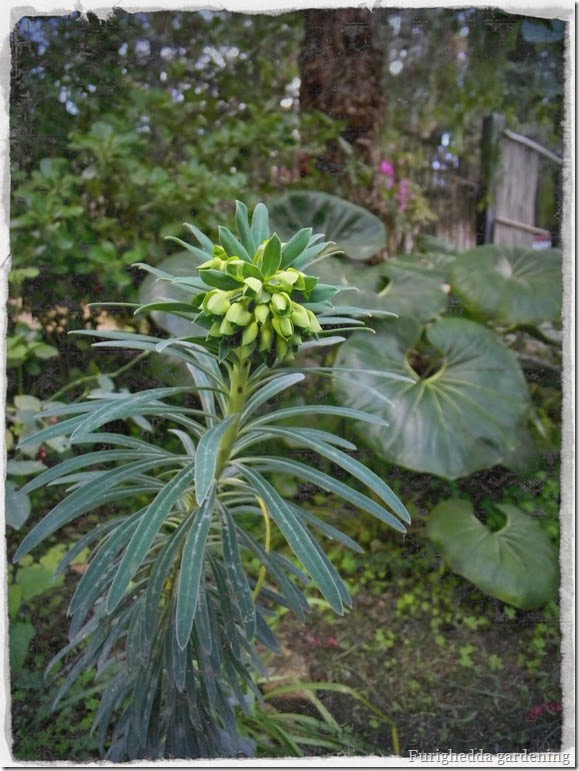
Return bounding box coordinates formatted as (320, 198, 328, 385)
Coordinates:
(183, 203, 343, 363)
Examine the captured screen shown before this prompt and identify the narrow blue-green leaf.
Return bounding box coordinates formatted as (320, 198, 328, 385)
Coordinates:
(164, 236, 214, 263)
(107, 461, 198, 613)
(254, 610, 281, 654)
(69, 511, 145, 616)
(209, 554, 241, 660)
(193, 573, 213, 655)
(168, 429, 196, 457)
(132, 262, 176, 282)
(71, 387, 190, 439)
(69, 432, 165, 452)
(175, 486, 216, 650)
(185, 363, 215, 427)
(142, 517, 191, 647)
(235, 466, 344, 613)
(291, 513, 352, 608)
(251, 203, 270, 246)
(235, 200, 256, 255)
(183, 222, 215, 255)
(219, 226, 251, 262)
(236, 529, 310, 622)
(241, 372, 305, 423)
(135, 301, 198, 316)
(248, 404, 389, 430)
(280, 227, 313, 268)
(294, 506, 364, 554)
(194, 415, 237, 504)
(19, 450, 162, 496)
(261, 233, 282, 277)
(220, 505, 256, 641)
(292, 241, 337, 269)
(249, 455, 395, 539)
(55, 516, 131, 577)
(17, 413, 84, 448)
(14, 458, 176, 561)
(234, 426, 356, 456)
(255, 427, 410, 525)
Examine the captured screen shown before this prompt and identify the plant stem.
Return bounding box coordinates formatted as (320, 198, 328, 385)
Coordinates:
(215, 354, 251, 477)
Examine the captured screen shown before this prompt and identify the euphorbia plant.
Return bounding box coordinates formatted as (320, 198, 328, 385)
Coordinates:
(13, 201, 410, 760)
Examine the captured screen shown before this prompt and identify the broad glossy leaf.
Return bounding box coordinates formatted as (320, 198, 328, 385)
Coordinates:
(175, 486, 216, 650)
(267, 191, 386, 262)
(451, 245, 562, 325)
(426, 499, 559, 609)
(334, 317, 531, 479)
(313, 254, 448, 323)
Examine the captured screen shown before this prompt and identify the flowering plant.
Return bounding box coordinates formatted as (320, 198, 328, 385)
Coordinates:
(378, 151, 436, 255)
(14, 201, 409, 760)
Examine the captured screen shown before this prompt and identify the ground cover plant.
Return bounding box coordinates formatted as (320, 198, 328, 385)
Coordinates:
(11, 202, 413, 760)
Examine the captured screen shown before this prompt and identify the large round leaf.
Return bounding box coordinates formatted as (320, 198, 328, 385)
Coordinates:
(312, 254, 449, 323)
(451, 245, 562, 325)
(266, 191, 386, 262)
(334, 316, 530, 479)
(138, 252, 207, 337)
(426, 498, 559, 610)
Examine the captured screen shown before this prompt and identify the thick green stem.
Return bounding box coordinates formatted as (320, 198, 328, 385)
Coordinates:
(215, 355, 251, 476)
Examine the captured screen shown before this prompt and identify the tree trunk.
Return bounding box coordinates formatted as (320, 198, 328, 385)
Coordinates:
(298, 8, 386, 206)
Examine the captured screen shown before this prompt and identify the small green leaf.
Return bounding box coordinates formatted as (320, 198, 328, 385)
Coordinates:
(280, 227, 313, 268)
(219, 226, 251, 263)
(261, 234, 283, 277)
(235, 200, 257, 255)
(251, 203, 270, 246)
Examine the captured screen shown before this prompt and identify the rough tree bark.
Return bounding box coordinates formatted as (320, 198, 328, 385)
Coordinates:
(298, 8, 386, 209)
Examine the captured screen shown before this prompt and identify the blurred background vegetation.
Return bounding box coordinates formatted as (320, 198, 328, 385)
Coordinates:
(6, 7, 568, 761)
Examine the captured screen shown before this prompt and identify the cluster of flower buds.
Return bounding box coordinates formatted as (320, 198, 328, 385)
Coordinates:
(192, 236, 330, 362)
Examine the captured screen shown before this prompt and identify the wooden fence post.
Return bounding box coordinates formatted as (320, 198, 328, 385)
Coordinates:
(476, 113, 505, 245)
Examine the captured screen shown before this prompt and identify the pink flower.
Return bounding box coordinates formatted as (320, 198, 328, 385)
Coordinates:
(379, 159, 395, 177)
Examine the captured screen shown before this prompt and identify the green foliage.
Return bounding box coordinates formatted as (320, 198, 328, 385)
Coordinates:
(267, 191, 387, 262)
(425, 499, 559, 610)
(451, 245, 563, 325)
(334, 316, 531, 479)
(13, 202, 409, 761)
